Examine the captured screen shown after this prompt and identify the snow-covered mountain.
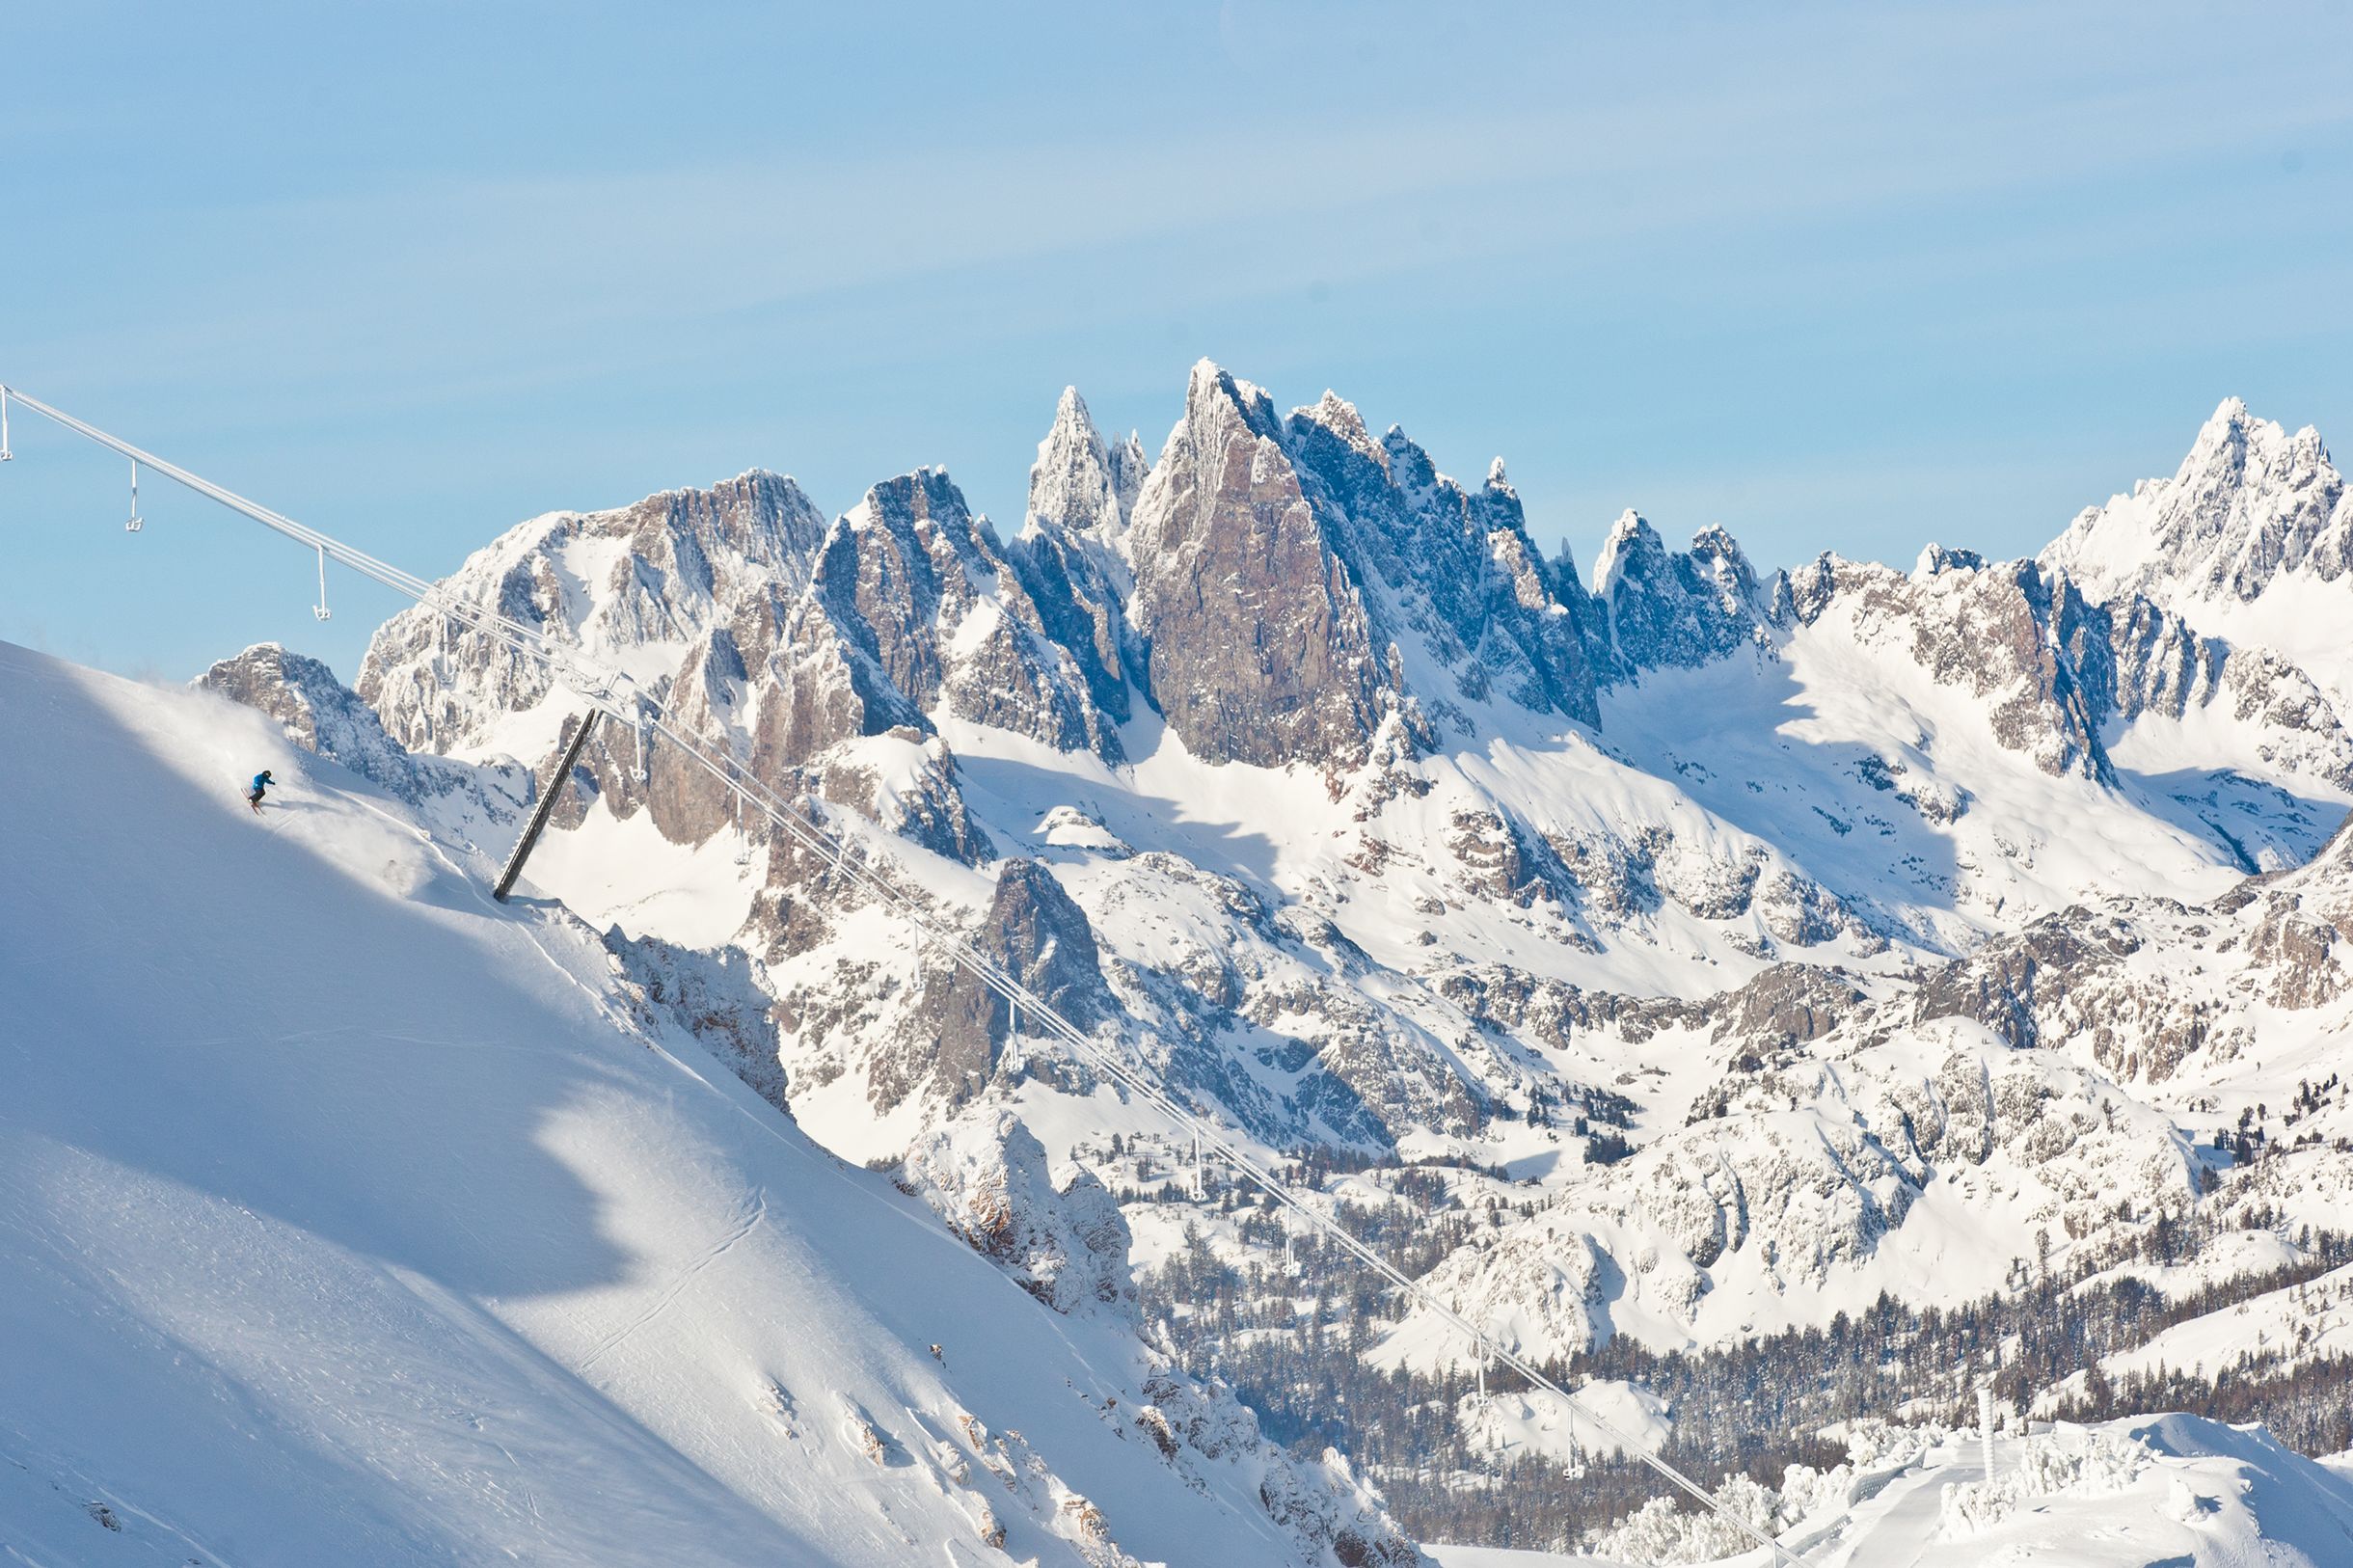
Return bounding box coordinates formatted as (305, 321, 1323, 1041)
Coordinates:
(2044, 397, 2353, 713)
(0, 640, 1422, 1567)
(1429, 1416, 2353, 1568)
(162, 365, 2353, 1559)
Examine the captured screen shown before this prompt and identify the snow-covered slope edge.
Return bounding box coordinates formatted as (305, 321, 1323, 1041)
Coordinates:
(1423, 1416, 2353, 1568)
(0, 640, 1419, 1568)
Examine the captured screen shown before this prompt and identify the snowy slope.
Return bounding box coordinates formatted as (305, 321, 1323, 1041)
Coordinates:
(0, 639, 1416, 1568)
(151, 369, 2353, 1559)
(286, 371, 2353, 1371)
(1425, 1419, 2353, 1568)
(2043, 397, 2353, 711)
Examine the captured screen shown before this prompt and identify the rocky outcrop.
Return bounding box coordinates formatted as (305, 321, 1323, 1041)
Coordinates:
(1709, 963, 1866, 1058)
(2043, 396, 2351, 610)
(1591, 513, 1782, 677)
(901, 1109, 1136, 1319)
(1911, 915, 2138, 1048)
(876, 857, 1113, 1115)
(198, 642, 518, 815)
(1124, 364, 1424, 770)
(608, 932, 787, 1108)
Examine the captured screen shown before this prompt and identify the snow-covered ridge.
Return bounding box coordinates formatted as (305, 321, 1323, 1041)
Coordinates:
(2043, 396, 2353, 710)
(318, 371, 2353, 1328)
(189, 370, 2353, 1554)
(1, 638, 1425, 1567)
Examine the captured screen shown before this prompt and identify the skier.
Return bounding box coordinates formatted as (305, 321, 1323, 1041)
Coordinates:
(247, 769, 276, 813)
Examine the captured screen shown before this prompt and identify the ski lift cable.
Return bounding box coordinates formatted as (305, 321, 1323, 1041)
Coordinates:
(0, 382, 1803, 1566)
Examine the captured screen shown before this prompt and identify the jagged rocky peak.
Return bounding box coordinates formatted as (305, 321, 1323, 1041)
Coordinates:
(358, 469, 831, 756)
(2042, 396, 2350, 609)
(1591, 508, 1663, 591)
(1592, 510, 1781, 675)
(1914, 542, 1988, 578)
(1012, 389, 1149, 728)
(814, 466, 1121, 763)
(1297, 389, 1387, 471)
(1025, 387, 1146, 540)
(1123, 360, 1418, 770)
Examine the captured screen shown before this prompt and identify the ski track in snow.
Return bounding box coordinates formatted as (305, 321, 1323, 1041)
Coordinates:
(578, 1189, 770, 1371)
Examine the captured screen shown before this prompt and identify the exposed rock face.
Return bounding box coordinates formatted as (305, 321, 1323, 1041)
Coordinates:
(1710, 963, 1866, 1057)
(1899, 815, 2353, 1087)
(2056, 581, 2353, 791)
(1591, 513, 1781, 677)
(198, 642, 518, 814)
(354, 462, 1111, 858)
(1116, 363, 1620, 769)
(901, 1109, 1136, 1320)
(2044, 397, 2351, 610)
(1124, 364, 1421, 770)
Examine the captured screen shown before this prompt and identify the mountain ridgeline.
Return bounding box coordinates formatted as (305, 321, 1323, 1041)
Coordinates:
(201, 365, 2353, 1552)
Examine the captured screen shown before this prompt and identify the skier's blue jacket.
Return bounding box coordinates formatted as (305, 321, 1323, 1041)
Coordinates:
(252, 771, 273, 793)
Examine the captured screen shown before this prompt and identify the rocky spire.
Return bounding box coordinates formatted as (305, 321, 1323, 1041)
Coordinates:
(1122, 361, 1417, 770)
(1009, 388, 1148, 727)
(1592, 511, 1780, 675)
(2042, 397, 2349, 610)
(1025, 387, 1140, 541)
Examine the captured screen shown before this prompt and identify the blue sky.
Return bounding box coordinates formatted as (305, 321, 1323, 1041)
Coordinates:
(3, 1, 2349, 681)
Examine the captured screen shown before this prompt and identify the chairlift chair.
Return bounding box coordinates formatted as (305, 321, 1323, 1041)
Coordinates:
(312, 544, 332, 620)
(1, 387, 14, 461)
(125, 458, 143, 531)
